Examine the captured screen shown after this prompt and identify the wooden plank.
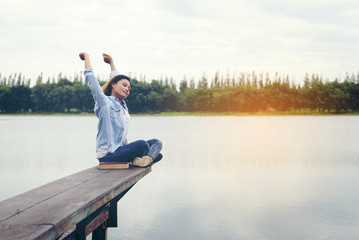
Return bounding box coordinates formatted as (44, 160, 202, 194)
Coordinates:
(0, 166, 151, 240)
(0, 167, 109, 221)
(0, 224, 55, 240)
(85, 208, 109, 236)
(58, 226, 76, 240)
(0, 166, 150, 239)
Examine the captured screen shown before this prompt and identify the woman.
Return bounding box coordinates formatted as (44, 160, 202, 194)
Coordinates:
(79, 52, 162, 167)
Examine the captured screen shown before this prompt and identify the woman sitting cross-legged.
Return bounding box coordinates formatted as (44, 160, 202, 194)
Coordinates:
(79, 52, 162, 167)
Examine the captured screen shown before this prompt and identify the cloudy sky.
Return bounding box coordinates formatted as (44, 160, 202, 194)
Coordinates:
(1, 0, 359, 85)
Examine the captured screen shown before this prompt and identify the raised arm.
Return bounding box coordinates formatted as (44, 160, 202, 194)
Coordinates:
(79, 52, 108, 107)
(79, 52, 92, 69)
(103, 53, 117, 72)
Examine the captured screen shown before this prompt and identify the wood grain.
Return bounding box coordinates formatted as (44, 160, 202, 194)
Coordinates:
(0, 166, 151, 240)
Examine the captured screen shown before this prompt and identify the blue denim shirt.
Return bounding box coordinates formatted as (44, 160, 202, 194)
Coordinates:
(84, 68, 130, 159)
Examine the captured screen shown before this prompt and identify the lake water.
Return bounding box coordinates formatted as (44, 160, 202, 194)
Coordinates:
(1, 115, 359, 240)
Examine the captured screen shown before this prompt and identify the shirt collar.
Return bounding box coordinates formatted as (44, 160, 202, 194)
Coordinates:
(109, 96, 128, 110)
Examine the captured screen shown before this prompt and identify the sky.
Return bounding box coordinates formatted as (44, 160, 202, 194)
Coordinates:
(1, 0, 359, 86)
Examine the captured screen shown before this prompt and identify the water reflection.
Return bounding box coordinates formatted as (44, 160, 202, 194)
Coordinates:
(1, 116, 359, 240)
(141, 116, 359, 171)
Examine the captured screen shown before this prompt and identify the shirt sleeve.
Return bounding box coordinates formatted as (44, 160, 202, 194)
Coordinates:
(84, 68, 108, 107)
(110, 70, 120, 78)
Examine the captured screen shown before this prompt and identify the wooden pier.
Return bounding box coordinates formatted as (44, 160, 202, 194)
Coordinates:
(0, 166, 152, 240)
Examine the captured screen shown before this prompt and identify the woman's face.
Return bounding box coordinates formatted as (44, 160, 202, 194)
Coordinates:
(111, 79, 131, 100)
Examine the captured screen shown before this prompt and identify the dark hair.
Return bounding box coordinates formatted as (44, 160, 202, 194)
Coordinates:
(105, 75, 130, 96)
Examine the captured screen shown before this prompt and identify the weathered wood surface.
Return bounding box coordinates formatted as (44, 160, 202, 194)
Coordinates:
(0, 166, 151, 240)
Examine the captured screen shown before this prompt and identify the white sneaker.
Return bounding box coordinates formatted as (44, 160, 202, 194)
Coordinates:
(132, 156, 153, 167)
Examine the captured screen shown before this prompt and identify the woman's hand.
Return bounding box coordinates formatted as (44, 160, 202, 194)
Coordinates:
(103, 53, 113, 64)
(79, 52, 89, 61)
(79, 52, 91, 68)
(103, 53, 117, 71)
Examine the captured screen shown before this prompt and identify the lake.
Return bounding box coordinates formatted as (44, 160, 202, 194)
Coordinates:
(1, 115, 359, 239)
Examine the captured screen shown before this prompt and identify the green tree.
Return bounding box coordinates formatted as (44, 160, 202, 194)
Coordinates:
(0, 85, 10, 112)
(179, 77, 188, 94)
(193, 89, 214, 111)
(162, 87, 178, 111)
(4, 85, 32, 112)
(147, 91, 162, 113)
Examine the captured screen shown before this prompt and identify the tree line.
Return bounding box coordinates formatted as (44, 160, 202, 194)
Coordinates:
(0, 71, 359, 113)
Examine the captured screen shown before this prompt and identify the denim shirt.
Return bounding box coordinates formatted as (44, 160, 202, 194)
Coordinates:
(84, 68, 130, 159)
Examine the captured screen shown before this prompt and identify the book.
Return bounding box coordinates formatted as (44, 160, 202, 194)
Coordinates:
(98, 162, 130, 169)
